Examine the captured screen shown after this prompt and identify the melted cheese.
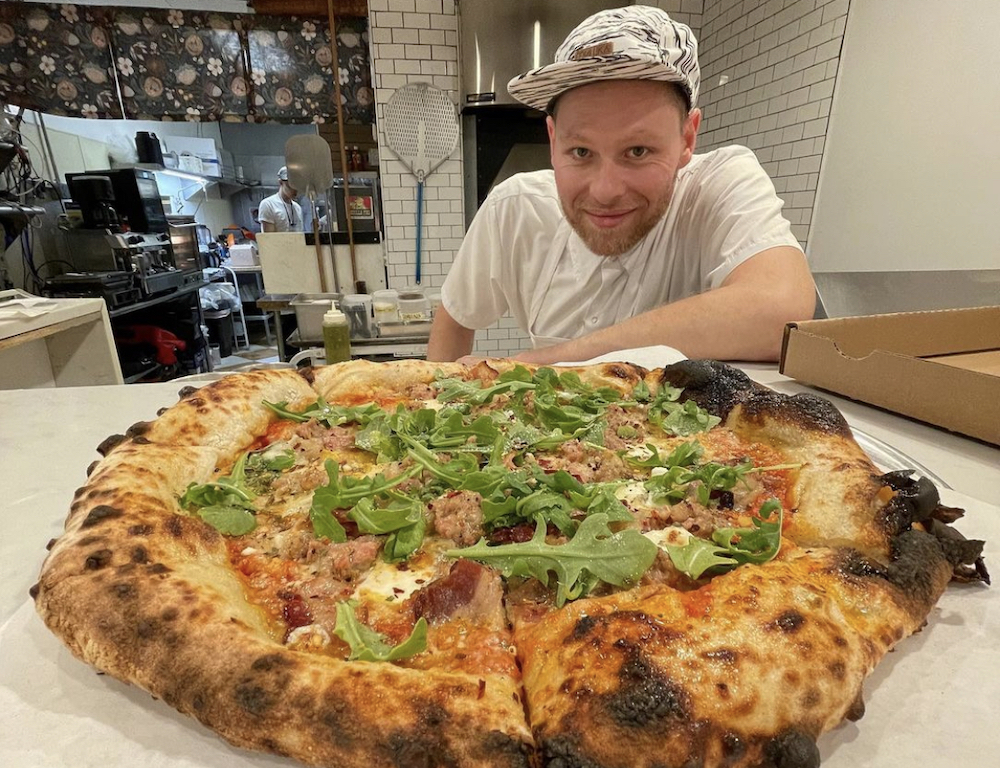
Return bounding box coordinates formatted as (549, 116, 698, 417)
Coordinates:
(355, 557, 440, 603)
(643, 526, 692, 550)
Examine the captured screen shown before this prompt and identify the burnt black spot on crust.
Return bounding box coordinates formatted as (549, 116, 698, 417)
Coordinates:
(251, 653, 294, 672)
(387, 731, 458, 768)
(131, 546, 149, 564)
(111, 582, 137, 599)
(845, 690, 866, 721)
(132, 435, 152, 445)
(46, 538, 57, 551)
(297, 366, 316, 385)
(722, 732, 746, 761)
(604, 651, 690, 728)
(128, 524, 154, 536)
(539, 735, 606, 768)
(762, 729, 820, 768)
(156, 407, 169, 417)
(125, 421, 152, 438)
(739, 389, 851, 437)
(473, 730, 532, 768)
(81, 505, 122, 528)
(96, 434, 126, 456)
(86, 460, 100, 477)
(658, 360, 756, 420)
(29, 583, 40, 600)
(165, 516, 184, 537)
(881, 471, 940, 533)
(767, 610, 805, 634)
(161, 607, 179, 621)
(177, 385, 200, 399)
(569, 615, 598, 642)
(84, 549, 114, 570)
(148, 563, 171, 575)
(703, 648, 738, 663)
(234, 683, 275, 717)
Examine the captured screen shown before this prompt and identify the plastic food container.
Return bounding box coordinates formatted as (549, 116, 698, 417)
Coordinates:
(290, 292, 341, 341)
(372, 289, 399, 327)
(341, 293, 375, 339)
(397, 291, 430, 323)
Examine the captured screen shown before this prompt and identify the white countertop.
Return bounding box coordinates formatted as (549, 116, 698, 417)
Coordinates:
(1, 364, 998, 768)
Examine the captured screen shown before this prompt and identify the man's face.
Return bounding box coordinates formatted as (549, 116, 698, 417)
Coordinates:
(280, 179, 299, 200)
(547, 80, 701, 257)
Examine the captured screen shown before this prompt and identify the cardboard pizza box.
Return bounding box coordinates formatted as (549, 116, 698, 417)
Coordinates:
(780, 305, 1000, 446)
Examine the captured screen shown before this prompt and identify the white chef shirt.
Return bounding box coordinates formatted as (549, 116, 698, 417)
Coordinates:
(440, 145, 803, 348)
(257, 192, 303, 233)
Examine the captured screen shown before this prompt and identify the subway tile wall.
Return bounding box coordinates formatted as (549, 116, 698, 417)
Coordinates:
(368, 0, 846, 357)
(696, 0, 849, 247)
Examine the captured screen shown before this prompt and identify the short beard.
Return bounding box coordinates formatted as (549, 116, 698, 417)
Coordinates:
(564, 195, 671, 257)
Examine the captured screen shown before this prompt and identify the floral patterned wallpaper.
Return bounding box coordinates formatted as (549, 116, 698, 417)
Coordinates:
(114, 8, 247, 122)
(0, 2, 374, 125)
(0, 3, 121, 119)
(248, 15, 373, 125)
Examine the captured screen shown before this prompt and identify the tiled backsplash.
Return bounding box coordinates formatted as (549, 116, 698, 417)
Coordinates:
(370, 0, 848, 358)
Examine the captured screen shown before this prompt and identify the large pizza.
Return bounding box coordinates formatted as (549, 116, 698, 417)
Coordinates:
(33, 358, 988, 768)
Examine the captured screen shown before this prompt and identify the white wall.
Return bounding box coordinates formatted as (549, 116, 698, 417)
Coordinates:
(808, 0, 1000, 272)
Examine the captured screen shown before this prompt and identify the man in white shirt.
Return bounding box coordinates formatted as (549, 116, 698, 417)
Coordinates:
(257, 166, 304, 233)
(428, 5, 816, 364)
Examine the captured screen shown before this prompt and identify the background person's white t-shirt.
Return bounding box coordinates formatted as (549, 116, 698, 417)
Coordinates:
(441, 145, 803, 348)
(257, 192, 303, 232)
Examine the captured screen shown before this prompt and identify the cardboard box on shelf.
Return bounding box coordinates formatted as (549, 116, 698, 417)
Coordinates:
(780, 306, 1000, 445)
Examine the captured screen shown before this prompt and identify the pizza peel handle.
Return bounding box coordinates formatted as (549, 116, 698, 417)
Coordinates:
(285, 135, 336, 292)
(384, 83, 459, 284)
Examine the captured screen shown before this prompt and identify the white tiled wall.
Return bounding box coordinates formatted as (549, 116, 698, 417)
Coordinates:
(367, 0, 847, 357)
(368, 1, 464, 287)
(696, 0, 849, 247)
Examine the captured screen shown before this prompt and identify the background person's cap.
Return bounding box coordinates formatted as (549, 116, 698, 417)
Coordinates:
(277, 166, 288, 181)
(507, 5, 700, 113)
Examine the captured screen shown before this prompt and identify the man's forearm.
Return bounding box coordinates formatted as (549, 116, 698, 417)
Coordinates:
(427, 307, 476, 361)
(516, 250, 816, 365)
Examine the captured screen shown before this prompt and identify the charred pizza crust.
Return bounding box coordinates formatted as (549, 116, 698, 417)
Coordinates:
(33, 358, 987, 768)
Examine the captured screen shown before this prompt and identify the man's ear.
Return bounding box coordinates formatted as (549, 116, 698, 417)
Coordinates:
(680, 108, 702, 168)
(546, 114, 556, 163)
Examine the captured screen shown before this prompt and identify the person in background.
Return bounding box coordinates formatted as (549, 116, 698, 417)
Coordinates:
(257, 166, 304, 233)
(427, 5, 816, 365)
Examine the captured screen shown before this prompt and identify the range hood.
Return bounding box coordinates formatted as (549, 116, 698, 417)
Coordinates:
(459, 0, 622, 108)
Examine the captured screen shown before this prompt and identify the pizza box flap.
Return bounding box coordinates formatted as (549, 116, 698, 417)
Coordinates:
(780, 305, 1000, 446)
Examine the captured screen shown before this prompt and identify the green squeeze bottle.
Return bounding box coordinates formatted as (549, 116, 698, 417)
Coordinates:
(322, 302, 351, 364)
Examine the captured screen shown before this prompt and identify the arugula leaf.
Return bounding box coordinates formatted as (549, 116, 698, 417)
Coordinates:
(243, 447, 296, 494)
(642, 452, 753, 507)
(310, 460, 421, 540)
(447, 514, 658, 606)
(194, 505, 257, 536)
(264, 398, 381, 427)
(179, 453, 258, 535)
(659, 399, 723, 436)
(333, 601, 428, 662)
(434, 368, 536, 405)
(309, 500, 347, 543)
(664, 499, 784, 579)
(623, 440, 704, 469)
(644, 385, 721, 437)
(349, 497, 427, 562)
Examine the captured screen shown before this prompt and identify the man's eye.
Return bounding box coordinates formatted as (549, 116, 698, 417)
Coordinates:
(570, 148, 590, 159)
(627, 147, 649, 158)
